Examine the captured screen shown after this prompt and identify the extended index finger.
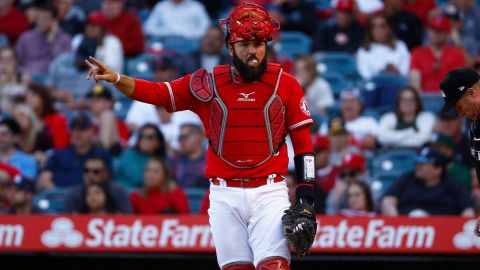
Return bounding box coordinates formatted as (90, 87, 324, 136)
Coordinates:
(84, 59, 95, 68)
(89, 56, 107, 70)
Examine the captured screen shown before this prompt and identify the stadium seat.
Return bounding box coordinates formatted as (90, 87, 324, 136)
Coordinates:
(316, 52, 361, 83)
(320, 71, 350, 98)
(361, 73, 409, 112)
(421, 93, 443, 114)
(371, 149, 417, 176)
(278, 31, 312, 59)
(146, 35, 199, 55)
(124, 53, 156, 80)
(114, 96, 133, 119)
(33, 188, 70, 214)
(184, 188, 207, 214)
(370, 172, 400, 200)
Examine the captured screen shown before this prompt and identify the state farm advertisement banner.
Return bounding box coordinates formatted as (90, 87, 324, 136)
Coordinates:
(0, 215, 479, 253)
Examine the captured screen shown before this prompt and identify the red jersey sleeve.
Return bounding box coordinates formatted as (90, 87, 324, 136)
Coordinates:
(409, 48, 421, 71)
(131, 74, 198, 113)
(281, 72, 314, 131)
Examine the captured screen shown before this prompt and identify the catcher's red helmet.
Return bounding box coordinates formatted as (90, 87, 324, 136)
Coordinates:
(219, 3, 279, 44)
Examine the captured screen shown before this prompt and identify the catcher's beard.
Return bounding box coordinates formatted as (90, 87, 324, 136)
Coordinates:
(232, 48, 267, 83)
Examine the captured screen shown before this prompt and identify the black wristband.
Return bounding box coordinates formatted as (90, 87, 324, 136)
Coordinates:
(296, 184, 315, 205)
(294, 153, 316, 184)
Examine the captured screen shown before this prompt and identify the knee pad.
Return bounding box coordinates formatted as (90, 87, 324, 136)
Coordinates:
(223, 263, 255, 270)
(256, 257, 289, 270)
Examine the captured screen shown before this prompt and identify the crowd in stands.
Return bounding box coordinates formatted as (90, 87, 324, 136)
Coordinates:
(1, 0, 480, 218)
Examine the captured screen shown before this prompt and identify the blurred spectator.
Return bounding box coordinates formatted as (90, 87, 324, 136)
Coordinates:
(47, 37, 111, 100)
(171, 123, 208, 188)
(453, 0, 480, 57)
(313, 135, 340, 195)
(3, 175, 40, 214)
(15, 4, 71, 74)
(79, 183, 120, 214)
(431, 134, 471, 193)
(76, 0, 101, 15)
(72, 11, 124, 72)
(125, 53, 202, 152)
(130, 158, 190, 214)
(339, 181, 375, 217)
(0, 118, 37, 179)
(12, 104, 53, 168)
(37, 114, 111, 189)
(402, 0, 436, 25)
(0, 0, 29, 44)
(435, 110, 472, 167)
(378, 86, 436, 148)
(25, 83, 70, 149)
(126, 103, 201, 154)
(270, 0, 317, 35)
(65, 156, 132, 213)
(54, 0, 85, 36)
(266, 45, 293, 74)
(181, 25, 230, 74)
(356, 13, 410, 80)
(409, 15, 466, 92)
(101, 0, 144, 57)
(340, 89, 378, 150)
(144, 0, 210, 39)
(115, 123, 166, 189)
(0, 162, 20, 212)
(86, 85, 129, 152)
(0, 47, 28, 114)
(325, 117, 359, 166)
(313, 0, 364, 53)
(326, 152, 368, 214)
(381, 146, 474, 217)
(441, 3, 465, 52)
(293, 55, 334, 115)
(383, 0, 423, 51)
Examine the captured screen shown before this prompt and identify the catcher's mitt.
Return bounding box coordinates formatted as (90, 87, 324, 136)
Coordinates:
(282, 201, 317, 258)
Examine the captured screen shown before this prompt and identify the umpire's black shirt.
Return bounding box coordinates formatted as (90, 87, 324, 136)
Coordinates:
(469, 120, 480, 185)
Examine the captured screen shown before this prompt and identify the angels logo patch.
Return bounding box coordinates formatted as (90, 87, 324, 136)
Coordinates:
(299, 96, 311, 116)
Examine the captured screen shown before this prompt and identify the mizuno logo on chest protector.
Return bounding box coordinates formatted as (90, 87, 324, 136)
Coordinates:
(237, 92, 256, 102)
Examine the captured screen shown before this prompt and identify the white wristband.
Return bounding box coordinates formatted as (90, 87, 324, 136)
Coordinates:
(112, 72, 121, 84)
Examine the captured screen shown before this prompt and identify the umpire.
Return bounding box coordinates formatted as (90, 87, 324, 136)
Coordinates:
(440, 67, 480, 236)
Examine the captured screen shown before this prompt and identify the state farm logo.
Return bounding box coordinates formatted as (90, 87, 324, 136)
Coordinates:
(237, 92, 255, 102)
(41, 218, 83, 248)
(453, 220, 480, 249)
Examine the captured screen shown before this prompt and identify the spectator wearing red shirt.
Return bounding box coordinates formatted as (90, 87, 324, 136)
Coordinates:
(130, 158, 190, 214)
(0, 0, 29, 44)
(314, 135, 341, 195)
(402, 0, 436, 25)
(25, 83, 69, 149)
(410, 15, 467, 92)
(101, 0, 144, 57)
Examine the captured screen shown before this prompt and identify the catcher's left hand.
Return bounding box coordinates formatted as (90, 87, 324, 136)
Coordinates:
(282, 201, 317, 258)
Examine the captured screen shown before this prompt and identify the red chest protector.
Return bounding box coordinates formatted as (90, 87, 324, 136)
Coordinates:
(190, 64, 287, 168)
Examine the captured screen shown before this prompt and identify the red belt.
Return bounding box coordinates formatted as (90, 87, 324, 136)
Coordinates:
(210, 175, 285, 188)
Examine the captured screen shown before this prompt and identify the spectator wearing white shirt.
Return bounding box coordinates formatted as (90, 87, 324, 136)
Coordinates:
(293, 55, 334, 116)
(340, 88, 379, 150)
(143, 0, 210, 39)
(378, 86, 436, 149)
(125, 53, 201, 153)
(356, 13, 410, 80)
(71, 11, 124, 73)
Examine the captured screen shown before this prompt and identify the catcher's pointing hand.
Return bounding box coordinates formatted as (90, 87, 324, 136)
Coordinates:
(85, 56, 116, 83)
